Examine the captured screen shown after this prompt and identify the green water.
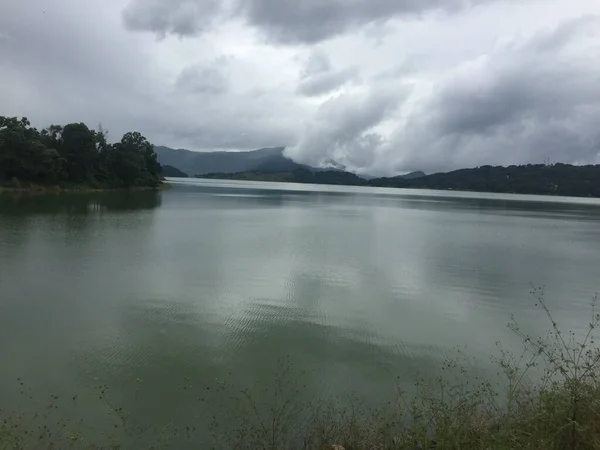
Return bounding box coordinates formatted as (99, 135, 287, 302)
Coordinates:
(1, 179, 600, 445)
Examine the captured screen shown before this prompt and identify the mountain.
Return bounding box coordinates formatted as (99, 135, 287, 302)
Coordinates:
(200, 168, 367, 186)
(155, 146, 312, 176)
(402, 171, 426, 180)
(161, 165, 188, 178)
(371, 164, 600, 197)
(319, 158, 347, 171)
(197, 163, 600, 198)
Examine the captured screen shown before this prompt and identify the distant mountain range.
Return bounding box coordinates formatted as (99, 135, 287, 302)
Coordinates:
(401, 170, 426, 180)
(196, 164, 600, 198)
(155, 146, 424, 180)
(156, 147, 600, 197)
(155, 146, 313, 176)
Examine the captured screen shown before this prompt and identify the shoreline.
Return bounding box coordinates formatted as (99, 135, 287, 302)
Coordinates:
(195, 175, 600, 200)
(0, 183, 171, 195)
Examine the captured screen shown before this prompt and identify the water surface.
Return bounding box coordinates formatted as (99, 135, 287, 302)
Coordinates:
(1, 179, 600, 444)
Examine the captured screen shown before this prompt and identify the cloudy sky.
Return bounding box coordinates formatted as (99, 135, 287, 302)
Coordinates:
(1, 0, 599, 175)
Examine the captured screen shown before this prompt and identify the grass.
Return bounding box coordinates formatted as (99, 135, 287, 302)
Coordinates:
(3, 289, 600, 449)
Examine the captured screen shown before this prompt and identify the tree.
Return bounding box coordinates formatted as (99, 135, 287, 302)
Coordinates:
(60, 122, 97, 182)
(103, 132, 161, 187)
(0, 116, 41, 182)
(0, 115, 162, 189)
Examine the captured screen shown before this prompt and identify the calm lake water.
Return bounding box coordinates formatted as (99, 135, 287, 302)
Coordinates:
(1, 178, 600, 445)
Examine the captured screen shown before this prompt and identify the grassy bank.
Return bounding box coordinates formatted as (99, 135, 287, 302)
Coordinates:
(2, 292, 600, 449)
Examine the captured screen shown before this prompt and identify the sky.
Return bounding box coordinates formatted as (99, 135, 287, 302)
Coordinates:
(1, 0, 599, 175)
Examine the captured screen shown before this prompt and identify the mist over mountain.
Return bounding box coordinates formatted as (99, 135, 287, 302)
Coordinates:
(155, 146, 311, 176)
(155, 146, 361, 177)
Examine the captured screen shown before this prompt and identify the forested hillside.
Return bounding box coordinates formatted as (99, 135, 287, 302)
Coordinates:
(371, 164, 600, 197)
(155, 146, 309, 175)
(200, 164, 600, 198)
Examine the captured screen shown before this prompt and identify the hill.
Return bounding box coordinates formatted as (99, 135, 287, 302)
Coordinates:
(199, 163, 600, 198)
(371, 163, 600, 197)
(161, 165, 188, 178)
(402, 171, 426, 180)
(200, 168, 367, 186)
(155, 146, 313, 176)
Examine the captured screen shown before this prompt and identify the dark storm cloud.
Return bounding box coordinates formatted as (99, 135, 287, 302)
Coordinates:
(122, 0, 494, 42)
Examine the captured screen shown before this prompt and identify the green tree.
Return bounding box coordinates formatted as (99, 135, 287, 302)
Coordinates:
(1, 115, 162, 190)
(0, 116, 44, 182)
(104, 132, 161, 187)
(60, 122, 97, 182)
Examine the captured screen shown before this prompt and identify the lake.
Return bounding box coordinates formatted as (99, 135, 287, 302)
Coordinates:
(1, 178, 600, 446)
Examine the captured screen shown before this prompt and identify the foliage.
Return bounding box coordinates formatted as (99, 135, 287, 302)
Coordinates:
(0, 116, 162, 189)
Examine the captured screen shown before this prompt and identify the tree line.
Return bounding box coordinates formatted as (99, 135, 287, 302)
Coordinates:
(199, 163, 600, 198)
(0, 116, 162, 189)
(371, 163, 600, 197)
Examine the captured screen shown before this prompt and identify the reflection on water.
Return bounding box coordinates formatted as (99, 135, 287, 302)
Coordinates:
(0, 190, 162, 214)
(1, 180, 600, 445)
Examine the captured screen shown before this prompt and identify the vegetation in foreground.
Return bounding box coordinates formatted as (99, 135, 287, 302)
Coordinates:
(0, 116, 162, 191)
(2, 297, 600, 450)
(198, 163, 600, 198)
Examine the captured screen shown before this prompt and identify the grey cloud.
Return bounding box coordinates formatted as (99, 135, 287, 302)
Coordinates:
(375, 56, 422, 80)
(176, 62, 230, 95)
(122, 0, 494, 42)
(146, 86, 304, 152)
(524, 14, 599, 53)
(0, 0, 301, 155)
(240, 0, 495, 44)
(297, 50, 360, 97)
(283, 14, 600, 176)
(122, 0, 221, 36)
(297, 67, 360, 96)
(383, 16, 600, 174)
(0, 0, 156, 135)
(285, 85, 410, 168)
(4, 0, 600, 180)
(152, 119, 293, 150)
(0, 2, 136, 89)
(301, 51, 332, 78)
